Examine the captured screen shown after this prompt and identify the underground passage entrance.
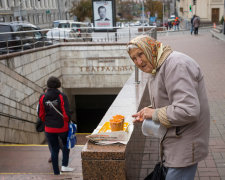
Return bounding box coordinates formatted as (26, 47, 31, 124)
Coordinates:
(75, 95, 117, 133)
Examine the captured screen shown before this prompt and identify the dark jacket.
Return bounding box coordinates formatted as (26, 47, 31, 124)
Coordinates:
(38, 88, 71, 133)
(193, 16, 200, 28)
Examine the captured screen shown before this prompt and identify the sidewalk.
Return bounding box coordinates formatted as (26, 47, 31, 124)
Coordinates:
(0, 134, 89, 180)
(0, 31, 225, 180)
(0, 145, 84, 180)
(210, 29, 225, 42)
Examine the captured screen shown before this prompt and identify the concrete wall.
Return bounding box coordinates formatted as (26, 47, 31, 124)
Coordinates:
(0, 47, 61, 144)
(0, 62, 45, 144)
(0, 43, 134, 144)
(60, 44, 133, 88)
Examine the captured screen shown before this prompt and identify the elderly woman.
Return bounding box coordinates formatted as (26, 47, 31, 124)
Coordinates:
(127, 35, 210, 180)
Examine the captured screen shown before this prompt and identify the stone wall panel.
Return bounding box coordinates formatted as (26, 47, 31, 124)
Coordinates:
(0, 127, 6, 142)
(0, 44, 134, 145)
(0, 115, 9, 128)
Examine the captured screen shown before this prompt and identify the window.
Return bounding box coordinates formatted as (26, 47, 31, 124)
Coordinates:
(58, 23, 70, 28)
(33, 15, 35, 24)
(180, 7, 183, 13)
(42, 14, 44, 23)
(31, 0, 34, 7)
(53, 21, 59, 28)
(72, 23, 80, 28)
(0, 0, 3, 8)
(25, 0, 29, 8)
(0, 25, 12, 41)
(21, 27, 34, 39)
(7, 0, 10, 8)
(22, 27, 42, 39)
(37, 14, 39, 24)
(193, 0, 196, 5)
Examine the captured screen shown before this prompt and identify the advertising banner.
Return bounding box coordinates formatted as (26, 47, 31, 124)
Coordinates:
(93, 0, 116, 32)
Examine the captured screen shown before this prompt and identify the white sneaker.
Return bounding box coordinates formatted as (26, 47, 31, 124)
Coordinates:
(61, 166, 74, 172)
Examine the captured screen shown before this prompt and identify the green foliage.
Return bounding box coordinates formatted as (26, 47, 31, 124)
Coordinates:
(69, 0, 92, 22)
(117, 0, 139, 21)
(145, 0, 163, 19)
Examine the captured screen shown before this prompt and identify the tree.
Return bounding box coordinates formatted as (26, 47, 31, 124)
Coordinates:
(117, 1, 138, 21)
(69, 0, 92, 22)
(145, 0, 163, 20)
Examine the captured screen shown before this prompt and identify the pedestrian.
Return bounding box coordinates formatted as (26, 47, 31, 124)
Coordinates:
(174, 17, 180, 31)
(38, 76, 74, 175)
(176, 17, 180, 31)
(36, 87, 63, 163)
(127, 35, 210, 180)
(190, 15, 196, 35)
(193, 15, 200, 35)
(168, 21, 172, 30)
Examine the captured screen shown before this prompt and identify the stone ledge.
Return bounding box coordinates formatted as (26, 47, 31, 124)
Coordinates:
(81, 72, 151, 179)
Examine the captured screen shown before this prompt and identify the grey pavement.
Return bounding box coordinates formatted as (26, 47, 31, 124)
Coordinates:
(0, 30, 225, 180)
(0, 145, 84, 180)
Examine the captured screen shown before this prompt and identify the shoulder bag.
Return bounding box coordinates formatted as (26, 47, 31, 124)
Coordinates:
(46, 100, 77, 149)
(144, 161, 168, 180)
(36, 117, 45, 132)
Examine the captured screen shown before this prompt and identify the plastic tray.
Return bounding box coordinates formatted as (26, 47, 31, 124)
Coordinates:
(98, 122, 129, 133)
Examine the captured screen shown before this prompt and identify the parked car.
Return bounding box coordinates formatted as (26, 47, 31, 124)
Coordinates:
(0, 21, 52, 54)
(47, 20, 93, 42)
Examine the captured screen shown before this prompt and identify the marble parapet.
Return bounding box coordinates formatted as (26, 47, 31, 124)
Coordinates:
(81, 71, 151, 180)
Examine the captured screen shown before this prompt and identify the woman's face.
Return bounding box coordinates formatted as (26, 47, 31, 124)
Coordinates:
(129, 48, 153, 73)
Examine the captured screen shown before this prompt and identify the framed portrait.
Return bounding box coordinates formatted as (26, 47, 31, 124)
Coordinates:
(92, 0, 116, 32)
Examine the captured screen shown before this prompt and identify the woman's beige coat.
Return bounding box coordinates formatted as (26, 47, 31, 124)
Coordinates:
(148, 51, 210, 167)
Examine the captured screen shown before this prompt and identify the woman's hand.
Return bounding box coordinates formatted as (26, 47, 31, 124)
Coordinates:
(132, 107, 155, 123)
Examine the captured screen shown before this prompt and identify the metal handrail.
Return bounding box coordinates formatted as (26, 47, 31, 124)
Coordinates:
(0, 29, 52, 54)
(0, 26, 159, 55)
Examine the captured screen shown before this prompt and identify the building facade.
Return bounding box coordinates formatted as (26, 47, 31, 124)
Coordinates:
(0, 0, 75, 28)
(177, 0, 224, 23)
